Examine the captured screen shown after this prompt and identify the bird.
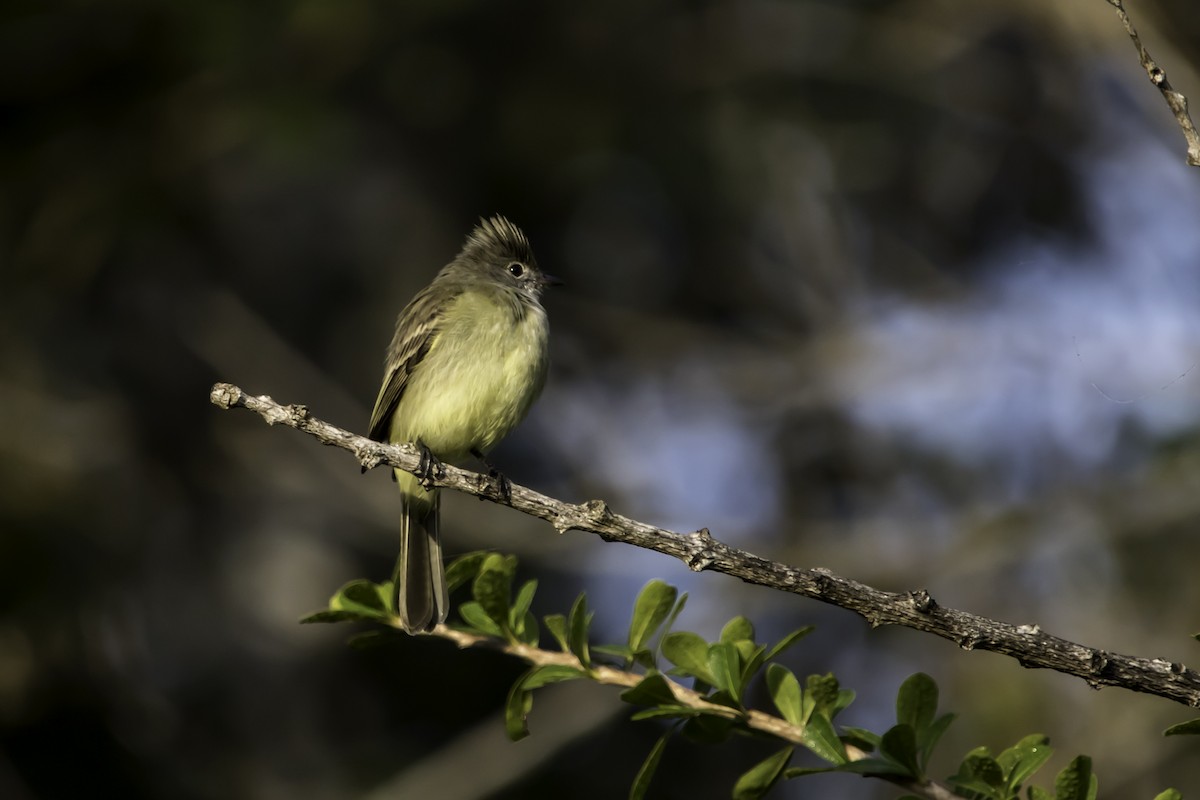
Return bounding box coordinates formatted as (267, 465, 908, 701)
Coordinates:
(368, 216, 556, 633)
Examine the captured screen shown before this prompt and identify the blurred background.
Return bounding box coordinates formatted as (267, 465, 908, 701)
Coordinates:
(3, 0, 1200, 797)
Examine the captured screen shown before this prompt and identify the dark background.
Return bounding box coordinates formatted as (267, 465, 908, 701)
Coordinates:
(3, 0, 1200, 798)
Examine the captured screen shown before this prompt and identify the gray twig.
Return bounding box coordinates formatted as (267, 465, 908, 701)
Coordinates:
(210, 382, 1200, 709)
(1106, 0, 1200, 166)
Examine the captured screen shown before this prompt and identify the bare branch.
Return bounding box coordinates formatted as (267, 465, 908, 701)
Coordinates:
(1106, 0, 1200, 166)
(429, 623, 960, 800)
(210, 383, 1200, 709)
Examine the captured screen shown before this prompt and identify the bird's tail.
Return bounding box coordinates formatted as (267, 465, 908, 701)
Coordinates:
(394, 472, 448, 633)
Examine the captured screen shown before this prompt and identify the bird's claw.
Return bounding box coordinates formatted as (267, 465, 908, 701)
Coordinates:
(491, 469, 512, 504)
(470, 447, 512, 503)
(416, 443, 445, 491)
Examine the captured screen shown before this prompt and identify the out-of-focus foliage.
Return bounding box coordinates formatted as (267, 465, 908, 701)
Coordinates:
(2, 0, 1199, 798)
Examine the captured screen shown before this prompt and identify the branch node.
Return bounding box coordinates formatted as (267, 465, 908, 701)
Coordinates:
(551, 499, 612, 535)
(810, 567, 835, 597)
(1090, 650, 1111, 674)
(290, 403, 310, 419)
(356, 444, 384, 472)
(685, 528, 717, 572)
(209, 382, 242, 409)
(908, 589, 936, 614)
(958, 634, 983, 652)
(582, 499, 613, 524)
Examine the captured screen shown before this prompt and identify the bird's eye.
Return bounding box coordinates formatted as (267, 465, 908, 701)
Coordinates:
(507, 262, 525, 278)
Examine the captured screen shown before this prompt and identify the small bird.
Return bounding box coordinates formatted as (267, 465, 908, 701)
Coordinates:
(368, 216, 556, 633)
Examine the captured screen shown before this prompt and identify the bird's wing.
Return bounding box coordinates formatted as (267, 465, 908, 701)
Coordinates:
(367, 286, 450, 442)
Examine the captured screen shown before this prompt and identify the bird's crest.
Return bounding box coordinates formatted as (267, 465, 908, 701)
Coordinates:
(461, 215, 536, 265)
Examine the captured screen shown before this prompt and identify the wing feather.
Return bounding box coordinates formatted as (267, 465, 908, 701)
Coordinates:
(367, 285, 451, 442)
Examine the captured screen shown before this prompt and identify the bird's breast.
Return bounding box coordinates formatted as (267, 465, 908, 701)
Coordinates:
(390, 292, 549, 462)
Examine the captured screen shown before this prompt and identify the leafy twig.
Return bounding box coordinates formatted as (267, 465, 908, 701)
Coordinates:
(430, 623, 959, 800)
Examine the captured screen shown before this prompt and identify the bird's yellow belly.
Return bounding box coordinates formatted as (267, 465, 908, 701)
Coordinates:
(390, 298, 548, 464)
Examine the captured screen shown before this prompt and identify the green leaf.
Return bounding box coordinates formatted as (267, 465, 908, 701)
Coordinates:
(299, 609, 365, 624)
(1053, 756, 1094, 800)
(330, 579, 389, 619)
(520, 664, 587, 689)
(1153, 790, 1184, 800)
(918, 712, 956, 765)
(630, 706, 703, 721)
(805, 673, 840, 716)
(732, 747, 793, 800)
(681, 713, 734, 744)
(708, 641, 744, 701)
(949, 751, 1004, 792)
(997, 734, 1052, 790)
(705, 689, 740, 710)
(510, 579, 538, 632)
(832, 759, 918, 776)
(832, 688, 856, 719)
(593, 643, 635, 661)
(544, 614, 569, 651)
(662, 592, 689, 635)
(628, 729, 672, 800)
(783, 766, 836, 778)
(840, 726, 880, 752)
(764, 626, 815, 661)
(458, 601, 504, 636)
(766, 663, 804, 726)
(620, 673, 678, 707)
(721, 616, 755, 644)
(1028, 788, 1053, 800)
(515, 610, 539, 646)
(628, 580, 679, 653)
(879, 724, 920, 778)
(445, 551, 490, 592)
(505, 678, 534, 741)
(473, 554, 514, 630)
(896, 672, 937, 733)
(1164, 718, 1200, 736)
(568, 593, 592, 668)
(661, 631, 718, 685)
(738, 644, 769, 689)
(802, 713, 847, 765)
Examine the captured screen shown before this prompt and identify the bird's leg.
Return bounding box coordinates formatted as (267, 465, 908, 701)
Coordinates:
(470, 447, 512, 503)
(415, 441, 445, 491)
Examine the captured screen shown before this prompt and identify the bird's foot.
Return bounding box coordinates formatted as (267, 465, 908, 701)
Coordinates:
(416, 442, 445, 491)
(471, 448, 512, 504)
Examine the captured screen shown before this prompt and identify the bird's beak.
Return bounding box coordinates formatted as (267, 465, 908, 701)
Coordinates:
(541, 273, 565, 288)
